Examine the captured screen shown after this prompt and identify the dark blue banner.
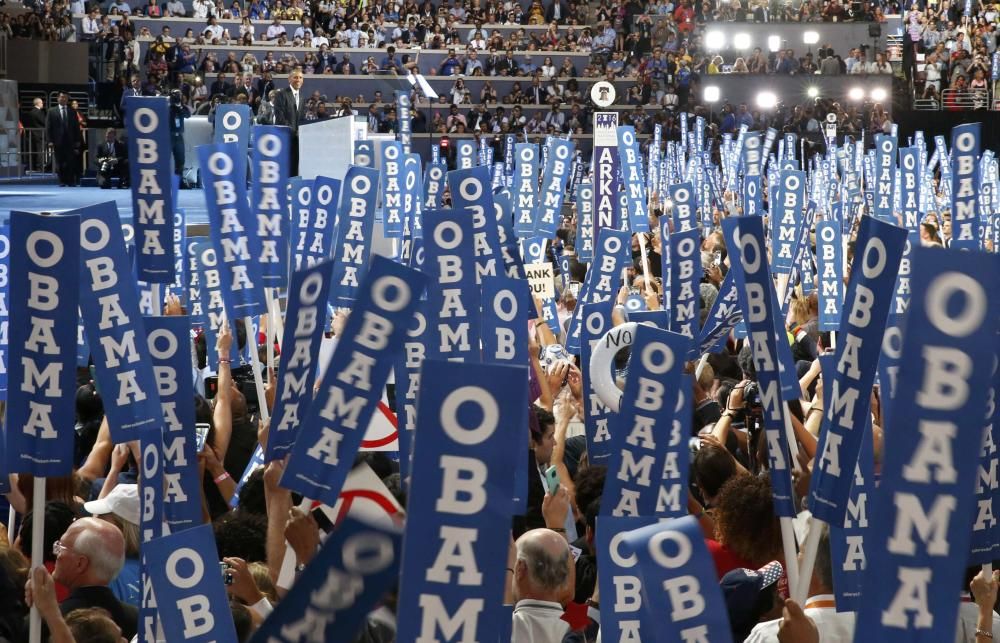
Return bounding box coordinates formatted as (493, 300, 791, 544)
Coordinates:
(603, 324, 687, 516)
(381, 141, 405, 239)
(771, 170, 806, 275)
(668, 182, 696, 233)
(281, 257, 426, 506)
(424, 162, 447, 211)
(457, 140, 476, 169)
(7, 211, 79, 476)
(138, 422, 164, 643)
(198, 143, 267, 317)
(423, 209, 480, 362)
(481, 275, 528, 365)
(76, 202, 162, 444)
(192, 241, 240, 369)
(816, 220, 844, 332)
(594, 112, 621, 233)
(951, 122, 981, 251)
(596, 515, 658, 639)
(830, 412, 874, 614)
(657, 373, 691, 518)
(0, 224, 8, 399)
(145, 523, 239, 643)
(874, 134, 897, 223)
(301, 176, 340, 269)
(289, 178, 311, 271)
(565, 228, 630, 353)
(449, 166, 501, 283)
(172, 206, 185, 295)
(581, 300, 615, 462)
(899, 146, 920, 230)
(668, 228, 700, 358)
(698, 270, 742, 354)
(144, 316, 200, 532)
(214, 103, 251, 185)
(251, 126, 290, 287)
(125, 97, 175, 283)
(396, 360, 527, 641)
(533, 138, 574, 237)
(617, 126, 648, 232)
(402, 153, 423, 241)
(185, 237, 206, 326)
(396, 91, 412, 153)
(809, 216, 905, 526)
(621, 516, 734, 643)
(393, 301, 428, 482)
(266, 260, 334, 462)
(330, 166, 380, 306)
(491, 189, 522, 279)
(512, 143, 539, 238)
(250, 517, 402, 642)
(970, 359, 1000, 566)
(857, 246, 999, 643)
(723, 216, 796, 517)
(742, 174, 763, 217)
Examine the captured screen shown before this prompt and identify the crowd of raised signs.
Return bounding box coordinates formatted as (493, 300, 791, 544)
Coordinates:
(0, 95, 999, 643)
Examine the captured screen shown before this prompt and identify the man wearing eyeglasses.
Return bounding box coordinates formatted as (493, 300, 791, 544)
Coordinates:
(50, 518, 137, 640)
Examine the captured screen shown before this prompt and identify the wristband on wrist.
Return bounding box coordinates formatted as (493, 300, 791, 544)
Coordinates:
(214, 471, 231, 484)
(977, 629, 993, 639)
(218, 358, 231, 364)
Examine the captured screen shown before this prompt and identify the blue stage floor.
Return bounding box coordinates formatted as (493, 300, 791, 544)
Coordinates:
(0, 182, 211, 223)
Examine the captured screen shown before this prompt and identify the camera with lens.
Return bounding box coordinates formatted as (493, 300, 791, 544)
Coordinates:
(743, 380, 761, 410)
(170, 89, 182, 105)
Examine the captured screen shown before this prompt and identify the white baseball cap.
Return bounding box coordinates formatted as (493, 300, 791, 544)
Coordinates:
(84, 484, 140, 526)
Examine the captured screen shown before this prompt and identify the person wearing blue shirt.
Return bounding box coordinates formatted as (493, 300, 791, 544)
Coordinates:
(380, 45, 400, 72)
(439, 50, 462, 76)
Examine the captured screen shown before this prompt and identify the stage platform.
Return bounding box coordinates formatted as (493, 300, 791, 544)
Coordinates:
(0, 181, 211, 224)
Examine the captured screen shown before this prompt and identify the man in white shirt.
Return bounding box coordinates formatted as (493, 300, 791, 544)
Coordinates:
(204, 16, 224, 41)
(191, 0, 212, 19)
(311, 27, 329, 48)
(745, 527, 855, 643)
(510, 529, 579, 643)
(165, 0, 185, 15)
(81, 8, 100, 39)
(265, 18, 286, 41)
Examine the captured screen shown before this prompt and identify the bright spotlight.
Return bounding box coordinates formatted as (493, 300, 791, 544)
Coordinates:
(756, 91, 778, 109)
(870, 87, 888, 102)
(704, 85, 721, 103)
(733, 33, 751, 50)
(768, 35, 782, 52)
(848, 86, 865, 101)
(705, 30, 726, 51)
(807, 86, 819, 98)
(803, 31, 820, 45)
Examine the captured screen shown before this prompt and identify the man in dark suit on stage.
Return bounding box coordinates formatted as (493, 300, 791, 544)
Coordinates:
(46, 92, 83, 186)
(96, 128, 129, 189)
(272, 67, 307, 176)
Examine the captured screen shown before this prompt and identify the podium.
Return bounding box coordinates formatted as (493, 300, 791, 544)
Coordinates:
(298, 115, 357, 181)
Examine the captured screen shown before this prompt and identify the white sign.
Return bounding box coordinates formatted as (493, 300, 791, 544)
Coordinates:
(591, 81, 617, 108)
(524, 262, 555, 299)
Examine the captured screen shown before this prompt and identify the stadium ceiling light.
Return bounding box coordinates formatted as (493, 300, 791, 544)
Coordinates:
(756, 91, 778, 109)
(870, 87, 888, 102)
(705, 30, 726, 51)
(803, 31, 820, 45)
(848, 87, 865, 101)
(767, 35, 782, 52)
(807, 87, 820, 98)
(704, 85, 721, 103)
(733, 33, 752, 50)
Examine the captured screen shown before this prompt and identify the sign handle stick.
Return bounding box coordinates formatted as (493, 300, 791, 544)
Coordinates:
(28, 476, 45, 643)
(150, 283, 162, 316)
(265, 288, 284, 344)
(784, 402, 802, 474)
(243, 316, 270, 425)
(6, 505, 14, 533)
(694, 353, 710, 382)
(794, 516, 825, 605)
(780, 515, 800, 606)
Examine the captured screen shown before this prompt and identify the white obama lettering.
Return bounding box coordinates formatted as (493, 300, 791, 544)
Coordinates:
(132, 107, 167, 257)
(148, 327, 189, 505)
(81, 219, 147, 407)
(433, 219, 471, 358)
(418, 386, 498, 642)
(22, 230, 67, 439)
(275, 272, 325, 433)
(207, 151, 256, 292)
(647, 530, 710, 642)
(165, 548, 215, 637)
(882, 271, 986, 630)
(254, 133, 284, 268)
(339, 173, 373, 290)
(490, 288, 518, 361)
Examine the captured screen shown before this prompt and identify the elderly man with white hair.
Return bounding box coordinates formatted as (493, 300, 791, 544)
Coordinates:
(510, 526, 600, 643)
(51, 516, 137, 640)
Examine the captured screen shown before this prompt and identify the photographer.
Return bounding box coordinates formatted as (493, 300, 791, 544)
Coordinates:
(168, 89, 191, 180)
(95, 128, 129, 189)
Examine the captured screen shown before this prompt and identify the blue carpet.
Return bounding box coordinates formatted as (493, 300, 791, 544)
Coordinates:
(0, 182, 211, 224)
